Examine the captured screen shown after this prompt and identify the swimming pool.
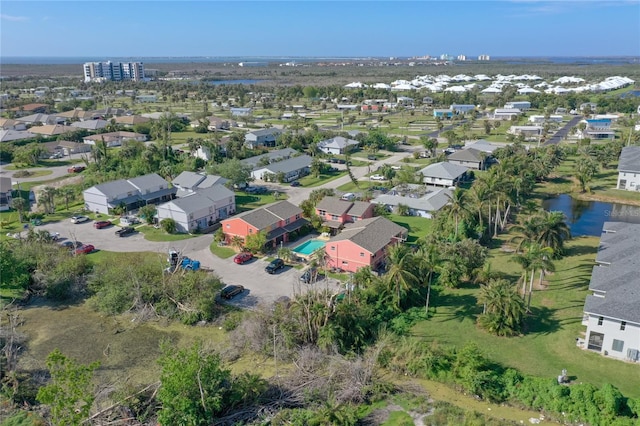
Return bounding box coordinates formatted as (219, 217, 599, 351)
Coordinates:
(292, 239, 326, 256)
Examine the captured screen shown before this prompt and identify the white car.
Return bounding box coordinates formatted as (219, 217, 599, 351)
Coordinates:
(370, 174, 387, 181)
(390, 165, 402, 170)
(70, 215, 90, 224)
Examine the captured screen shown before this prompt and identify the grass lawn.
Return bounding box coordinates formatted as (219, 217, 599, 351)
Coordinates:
(235, 193, 286, 212)
(137, 225, 196, 242)
(410, 236, 640, 398)
(4, 169, 53, 179)
(387, 214, 433, 244)
(210, 241, 236, 259)
(298, 170, 347, 187)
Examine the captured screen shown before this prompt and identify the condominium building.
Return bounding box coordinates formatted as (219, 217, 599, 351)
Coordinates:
(83, 61, 145, 82)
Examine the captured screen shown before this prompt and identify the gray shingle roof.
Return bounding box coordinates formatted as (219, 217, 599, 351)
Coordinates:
(329, 216, 407, 254)
(347, 201, 373, 217)
(464, 139, 501, 154)
(583, 222, 640, 324)
(256, 155, 312, 174)
(197, 175, 228, 189)
(163, 193, 216, 215)
(618, 146, 640, 173)
(447, 147, 485, 163)
(316, 197, 353, 216)
(233, 200, 302, 230)
(248, 128, 283, 137)
(91, 179, 137, 199)
(419, 162, 469, 180)
(318, 136, 359, 150)
(173, 171, 206, 189)
(128, 173, 169, 192)
(197, 184, 234, 202)
(241, 148, 298, 168)
(373, 188, 452, 212)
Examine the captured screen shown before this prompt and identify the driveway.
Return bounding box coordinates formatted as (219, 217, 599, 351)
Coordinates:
(545, 116, 582, 145)
(0, 152, 88, 184)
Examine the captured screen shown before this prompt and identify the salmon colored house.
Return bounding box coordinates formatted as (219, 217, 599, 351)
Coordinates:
(325, 216, 408, 273)
(315, 197, 375, 233)
(220, 200, 307, 248)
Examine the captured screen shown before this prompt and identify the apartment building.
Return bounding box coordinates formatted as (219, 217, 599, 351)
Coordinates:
(83, 61, 145, 82)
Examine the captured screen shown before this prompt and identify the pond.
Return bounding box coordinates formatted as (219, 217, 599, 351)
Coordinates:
(542, 194, 640, 236)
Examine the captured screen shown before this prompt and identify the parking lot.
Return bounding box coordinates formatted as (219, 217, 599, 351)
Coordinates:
(37, 218, 338, 307)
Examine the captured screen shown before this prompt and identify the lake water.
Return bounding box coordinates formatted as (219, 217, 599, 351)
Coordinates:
(542, 194, 640, 236)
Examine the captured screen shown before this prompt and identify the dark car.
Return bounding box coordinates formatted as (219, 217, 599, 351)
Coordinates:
(328, 158, 338, 163)
(67, 165, 86, 173)
(93, 220, 112, 229)
(290, 181, 301, 187)
(60, 240, 83, 250)
(265, 258, 285, 274)
(74, 244, 95, 255)
(300, 268, 319, 284)
(220, 285, 245, 300)
(367, 155, 377, 160)
(233, 252, 253, 264)
(115, 226, 137, 237)
(253, 186, 269, 194)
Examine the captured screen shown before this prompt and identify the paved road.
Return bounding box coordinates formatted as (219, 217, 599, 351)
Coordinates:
(546, 116, 582, 145)
(0, 152, 87, 184)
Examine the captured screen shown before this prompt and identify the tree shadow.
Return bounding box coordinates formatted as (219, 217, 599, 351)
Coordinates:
(524, 306, 560, 335)
(431, 290, 480, 323)
(565, 244, 598, 257)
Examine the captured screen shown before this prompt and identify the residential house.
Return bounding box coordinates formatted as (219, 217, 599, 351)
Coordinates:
(315, 197, 374, 232)
(317, 136, 360, 155)
(336, 104, 358, 111)
(396, 96, 414, 107)
(450, 104, 475, 114)
(528, 115, 563, 124)
(114, 115, 151, 127)
(55, 108, 97, 121)
(446, 147, 488, 170)
(190, 116, 234, 131)
(83, 173, 176, 214)
(419, 162, 469, 187)
(0, 118, 27, 131)
(9, 103, 49, 117)
(580, 119, 615, 140)
(580, 102, 598, 112)
(244, 128, 283, 149)
(422, 96, 434, 105)
(325, 216, 408, 273)
(508, 125, 543, 139)
(372, 186, 452, 218)
(0, 177, 13, 212)
(616, 146, 640, 191)
(220, 200, 307, 248)
(83, 131, 147, 147)
(463, 139, 502, 155)
(580, 222, 640, 362)
(433, 109, 454, 119)
(172, 171, 228, 197)
(504, 101, 531, 110)
(93, 107, 132, 118)
(156, 184, 235, 233)
(15, 113, 65, 126)
(70, 119, 109, 131)
(230, 107, 253, 117)
(251, 155, 312, 182)
(28, 124, 76, 137)
(56, 140, 92, 156)
(493, 108, 522, 120)
(241, 148, 298, 169)
(0, 129, 36, 143)
(135, 95, 157, 103)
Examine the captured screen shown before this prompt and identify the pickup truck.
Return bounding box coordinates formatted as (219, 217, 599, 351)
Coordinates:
(115, 227, 136, 237)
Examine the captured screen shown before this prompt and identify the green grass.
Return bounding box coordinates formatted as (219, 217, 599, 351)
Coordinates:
(387, 214, 433, 244)
(410, 236, 640, 398)
(298, 170, 347, 187)
(235, 193, 286, 212)
(137, 225, 196, 242)
(210, 241, 236, 259)
(4, 169, 53, 178)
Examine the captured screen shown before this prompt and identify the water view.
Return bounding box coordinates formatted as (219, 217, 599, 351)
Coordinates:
(542, 194, 640, 236)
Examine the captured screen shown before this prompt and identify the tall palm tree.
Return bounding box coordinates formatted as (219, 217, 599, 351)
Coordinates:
(38, 186, 57, 214)
(524, 243, 555, 312)
(416, 243, 439, 313)
(444, 188, 468, 240)
(535, 210, 571, 257)
(478, 279, 525, 336)
(11, 197, 28, 223)
(384, 244, 418, 310)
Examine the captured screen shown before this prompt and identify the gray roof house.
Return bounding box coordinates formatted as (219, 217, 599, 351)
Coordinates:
(251, 154, 313, 182)
(244, 128, 283, 149)
(156, 184, 235, 233)
(0, 129, 36, 142)
(446, 147, 487, 170)
(70, 119, 109, 131)
(15, 113, 65, 126)
(372, 187, 452, 218)
(241, 148, 298, 168)
(83, 173, 176, 214)
(317, 136, 360, 155)
(616, 146, 640, 191)
(464, 139, 502, 154)
(172, 171, 228, 197)
(581, 222, 640, 362)
(0, 177, 13, 212)
(419, 162, 469, 187)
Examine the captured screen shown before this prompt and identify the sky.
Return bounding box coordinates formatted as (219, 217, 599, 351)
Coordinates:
(1, 1, 639, 58)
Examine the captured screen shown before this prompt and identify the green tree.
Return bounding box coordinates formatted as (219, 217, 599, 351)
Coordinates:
(574, 155, 599, 193)
(420, 136, 438, 158)
(385, 244, 418, 310)
(38, 186, 57, 214)
(36, 349, 100, 426)
(160, 218, 177, 234)
(210, 158, 254, 187)
(139, 205, 157, 225)
(58, 186, 75, 212)
(10, 196, 28, 223)
(245, 230, 267, 253)
(477, 279, 525, 336)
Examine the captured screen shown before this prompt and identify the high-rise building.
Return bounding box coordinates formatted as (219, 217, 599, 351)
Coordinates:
(457, 55, 467, 61)
(83, 61, 145, 82)
(477, 55, 491, 61)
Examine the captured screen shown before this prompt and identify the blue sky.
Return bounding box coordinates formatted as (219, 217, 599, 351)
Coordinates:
(1, 1, 639, 57)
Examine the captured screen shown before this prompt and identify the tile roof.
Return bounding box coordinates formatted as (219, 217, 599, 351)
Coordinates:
(329, 216, 407, 254)
(618, 146, 640, 173)
(70, 119, 109, 130)
(25, 124, 75, 136)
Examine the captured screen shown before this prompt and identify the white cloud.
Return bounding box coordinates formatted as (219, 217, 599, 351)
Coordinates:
(1, 14, 29, 22)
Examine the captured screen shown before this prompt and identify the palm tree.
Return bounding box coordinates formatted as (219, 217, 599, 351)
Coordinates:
(416, 243, 439, 313)
(444, 188, 468, 240)
(38, 186, 57, 214)
(477, 279, 525, 336)
(524, 243, 555, 312)
(536, 210, 571, 257)
(230, 235, 244, 250)
(384, 244, 418, 310)
(58, 187, 75, 212)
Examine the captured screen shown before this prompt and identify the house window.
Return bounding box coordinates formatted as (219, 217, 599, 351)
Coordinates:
(285, 218, 290, 225)
(319, 210, 326, 216)
(360, 252, 365, 257)
(587, 332, 604, 351)
(249, 229, 253, 234)
(296, 214, 301, 220)
(597, 316, 603, 326)
(330, 246, 335, 251)
(621, 321, 626, 331)
(342, 261, 348, 265)
(331, 215, 339, 221)
(612, 339, 624, 352)
(226, 224, 230, 229)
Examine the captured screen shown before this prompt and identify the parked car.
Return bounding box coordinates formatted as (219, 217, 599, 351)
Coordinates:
(49, 152, 63, 159)
(265, 258, 285, 274)
(70, 215, 90, 224)
(115, 227, 137, 237)
(300, 268, 319, 284)
(93, 220, 112, 229)
(60, 240, 83, 250)
(119, 216, 140, 226)
(370, 174, 387, 181)
(367, 155, 377, 160)
(74, 244, 95, 255)
(290, 180, 301, 187)
(220, 285, 245, 300)
(67, 165, 86, 173)
(233, 252, 253, 264)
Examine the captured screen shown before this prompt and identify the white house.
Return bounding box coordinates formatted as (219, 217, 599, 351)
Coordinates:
(372, 186, 452, 218)
(156, 184, 235, 233)
(508, 125, 543, 139)
(83, 173, 176, 214)
(0, 177, 13, 212)
(581, 222, 640, 362)
(493, 108, 522, 120)
(172, 171, 228, 197)
(317, 136, 359, 155)
(419, 162, 469, 187)
(528, 115, 563, 124)
(251, 154, 312, 182)
(450, 104, 475, 114)
(504, 101, 531, 110)
(244, 128, 283, 149)
(616, 146, 640, 191)
(83, 131, 147, 147)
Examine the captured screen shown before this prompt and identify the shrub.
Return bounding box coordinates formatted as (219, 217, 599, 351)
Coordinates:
(160, 218, 176, 234)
